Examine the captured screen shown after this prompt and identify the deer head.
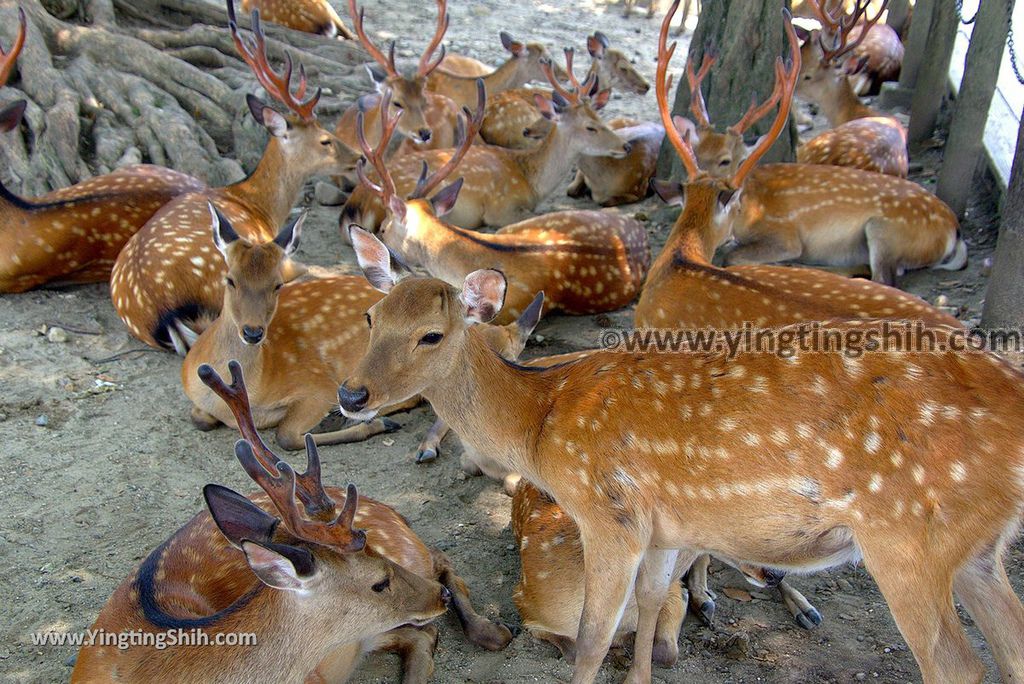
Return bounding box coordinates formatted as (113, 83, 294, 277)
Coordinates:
(587, 31, 649, 95)
(794, 0, 885, 103)
(498, 31, 570, 85)
(228, 1, 360, 177)
(208, 203, 307, 346)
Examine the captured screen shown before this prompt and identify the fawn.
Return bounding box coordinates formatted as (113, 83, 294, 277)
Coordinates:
(111, 5, 359, 353)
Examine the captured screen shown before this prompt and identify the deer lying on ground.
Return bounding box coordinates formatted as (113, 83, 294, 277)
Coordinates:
(564, 117, 664, 206)
(240, 0, 355, 38)
(480, 33, 649, 149)
(342, 56, 631, 231)
(794, 0, 907, 177)
(350, 87, 649, 324)
(339, 10, 1024, 684)
(0, 9, 205, 293)
(111, 5, 359, 353)
(74, 362, 510, 683)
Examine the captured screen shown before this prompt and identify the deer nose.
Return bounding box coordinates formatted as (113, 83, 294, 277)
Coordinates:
(622, 141, 633, 154)
(440, 585, 452, 607)
(418, 128, 432, 142)
(242, 326, 264, 344)
(338, 383, 369, 413)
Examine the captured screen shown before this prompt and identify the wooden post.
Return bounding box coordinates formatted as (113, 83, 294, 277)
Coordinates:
(656, 0, 796, 180)
(982, 113, 1024, 328)
(936, 0, 1013, 218)
(886, 0, 912, 37)
(907, 0, 960, 145)
(898, 0, 933, 90)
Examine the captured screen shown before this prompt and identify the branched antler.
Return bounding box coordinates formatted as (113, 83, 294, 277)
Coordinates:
(656, 0, 699, 179)
(409, 79, 486, 199)
(355, 89, 402, 207)
(0, 7, 26, 87)
(813, 0, 887, 65)
(685, 46, 716, 128)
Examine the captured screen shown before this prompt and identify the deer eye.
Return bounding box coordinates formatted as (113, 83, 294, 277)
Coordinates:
(371, 577, 390, 593)
(320, 137, 332, 146)
(719, 159, 731, 167)
(419, 332, 443, 346)
(226, 277, 236, 288)
(365, 313, 372, 328)
(586, 126, 598, 133)
(274, 283, 283, 292)
(393, 102, 404, 110)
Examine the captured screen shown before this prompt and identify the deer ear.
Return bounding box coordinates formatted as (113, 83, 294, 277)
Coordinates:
(510, 291, 544, 348)
(430, 178, 463, 217)
(460, 269, 507, 324)
(366, 64, 389, 87)
(651, 179, 684, 206)
(386, 195, 408, 222)
(204, 484, 278, 550)
(534, 94, 558, 121)
(591, 88, 612, 111)
(587, 32, 607, 58)
(209, 202, 241, 257)
(247, 94, 288, 137)
(0, 100, 26, 133)
(349, 225, 409, 293)
(500, 31, 525, 57)
(672, 116, 699, 145)
(274, 212, 305, 256)
(845, 55, 869, 76)
(241, 540, 315, 592)
(793, 25, 812, 44)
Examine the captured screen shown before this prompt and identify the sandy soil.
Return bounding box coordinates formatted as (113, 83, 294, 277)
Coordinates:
(0, 0, 1018, 682)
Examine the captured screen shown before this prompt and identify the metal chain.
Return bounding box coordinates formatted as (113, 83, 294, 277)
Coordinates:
(957, 0, 1024, 86)
(954, 0, 979, 24)
(1009, 19, 1024, 84)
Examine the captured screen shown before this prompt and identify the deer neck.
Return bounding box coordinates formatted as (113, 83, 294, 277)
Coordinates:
(420, 328, 552, 478)
(199, 314, 268, 377)
(222, 137, 304, 228)
(821, 77, 875, 126)
(482, 57, 532, 94)
(654, 184, 720, 273)
(400, 207, 480, 285)
(514, 125, 578, 201)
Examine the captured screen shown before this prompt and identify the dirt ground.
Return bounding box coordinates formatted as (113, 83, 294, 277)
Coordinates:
(0, 0, 1019, 682)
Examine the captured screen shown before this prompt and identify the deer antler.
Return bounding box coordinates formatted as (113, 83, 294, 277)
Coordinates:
(347, 0, 399, 77)
(0, 7, 26, 87)
(409, 79, 486, 199)
(197, 361, 338, 521)
(656, 0, 699, 179)
(417, 0, 450, 77)
(731, 8, 801, 188)
(227, 1, 321, 122)
(685, 47, 716, 129)
(355, 89, 402, 207)
(815, 0, 887, 65)
(539, 56, 577, 106)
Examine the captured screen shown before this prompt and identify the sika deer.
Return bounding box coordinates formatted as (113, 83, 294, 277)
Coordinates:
(111, 5, 359, 353)
(801, 0, 903, 94)
(349, 89, 649, 324)
(0, 9, 204, 293)
(342, 225, 1024, 684)
(240, 0, 355, 38)
(566, 117, 664, 206)
(794, 0, 907, 177)
(342, 55, 631, 231)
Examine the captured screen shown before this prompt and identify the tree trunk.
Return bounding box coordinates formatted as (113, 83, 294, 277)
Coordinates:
(898, 0, 932, 90)
(936, 0, 1013, 219)
(656, 0, 797, 180)
(0, 0, 368, 196)
(907, 0, 959, 145)
(885, 0, 912, 38)
(982, 113, 1024, 329)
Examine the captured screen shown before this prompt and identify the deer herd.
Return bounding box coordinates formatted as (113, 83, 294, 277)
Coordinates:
(1, 0, 1022, 681)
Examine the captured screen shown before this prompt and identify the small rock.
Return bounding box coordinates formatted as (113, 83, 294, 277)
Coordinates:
(839, 613, 856, 621)
(934, 294, 949, 308)
(855, 673, 867, 681)
(634, 211, 649, 221)
(47, 326, 69, 343)
(35, 414, 49, 427)
(534, 334, 545, 343)
(836, 578, 854, 591)
(723, 632, 750, 660)
(381, 438, 395, 447)
(981, 256, 993, 277)
(505, 543, 516, 551)
(315, 181, 347, 206)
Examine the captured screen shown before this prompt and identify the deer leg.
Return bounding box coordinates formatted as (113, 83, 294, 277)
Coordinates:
(685, 554, 716, 626)
(502, 473, 522, 496)
(190, 406, 221, 431)
(372, 625, 439, 684)
(276, 401, 400, 451)
(533, 630, 578, 662)
(416, 418, 450, 464)
(720, 238, 802, 268)
(567, 170, 590, 199)
(953, 544, 1024, 681)
(864, 218, 899, 286)
(860, 538, 984, 684)
(430, 548, 513, 651)
(571, 530, 646, 684)
(625, 549, 695, 683)
(306, 640, 363, 683)
(778, 579, 822, 630)
(651, 562, 690, 668)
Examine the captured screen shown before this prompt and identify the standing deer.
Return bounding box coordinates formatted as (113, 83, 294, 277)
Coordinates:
(0, 9, 205, 293)
(795, 0, 907, 177)
(240, 0, 355, 38)
(351, 87, 649, 325)
(111, 5, 359, 353)
(74, 361, 510, 682)
(479, 33, 649, 150)
(342, 55, 631, 231)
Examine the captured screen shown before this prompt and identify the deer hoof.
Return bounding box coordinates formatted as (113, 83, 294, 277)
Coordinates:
(795, 607, 822, 630)
(415, 447, 438, 464)
(696, 599, 715, 626)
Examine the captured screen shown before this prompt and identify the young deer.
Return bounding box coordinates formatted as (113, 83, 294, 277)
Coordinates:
(74, 362, 510, 683)
(111, 6, 358, 353)
(794, 0, 907, 177)
(350, 90, 649, 324)
(479, 33, 649, 150)
(565, 117, 664, 206)
(342, 56, 631, 231)
(342, 222, 1024, 684)
(333, 0, 459, 156)
(0, 10, 204, 293)
(240, 0, 355, 38)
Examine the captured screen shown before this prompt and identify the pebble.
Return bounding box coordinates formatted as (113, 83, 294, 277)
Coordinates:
(855, 673, 867, 681)
(981, 256, 993, 277)
(934, 294, 949, 307)
(314, 181, 347, 206)
(836, 578, 854, 591)
(46, 327, 69, 344)
(35, 414, 48, 427)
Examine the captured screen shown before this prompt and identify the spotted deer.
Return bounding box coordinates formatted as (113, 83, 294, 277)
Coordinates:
(342, 210, 1024, 684)
(111, 6, 359, 353)
(0, 10, 205, 293)
(794, 0, 907, 177)
(480, 33, 649, 150)
(332, 0, 459, 159)
(349, 89, 649, 324)
(240, 0, 355, 38)
(342, 55, 631, 231)
(565, 117, 664, 206)
(74, 362, 510, 683)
